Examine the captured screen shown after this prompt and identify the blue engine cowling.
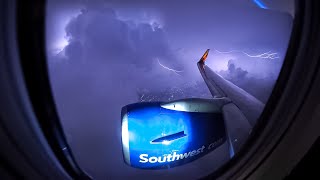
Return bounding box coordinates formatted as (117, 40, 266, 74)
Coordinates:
(121, 99, 228, 169)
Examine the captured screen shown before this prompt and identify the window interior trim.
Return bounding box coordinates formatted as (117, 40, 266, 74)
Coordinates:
(16, 0, 91, 179)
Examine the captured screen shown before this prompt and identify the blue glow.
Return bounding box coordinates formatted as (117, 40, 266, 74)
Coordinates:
(253, 0, 268, 9)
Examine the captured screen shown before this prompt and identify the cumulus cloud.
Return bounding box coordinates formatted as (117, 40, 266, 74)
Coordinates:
(64, 8, 167, 65)
(222, 60, 248, 80)
(50, 6, 195, 96)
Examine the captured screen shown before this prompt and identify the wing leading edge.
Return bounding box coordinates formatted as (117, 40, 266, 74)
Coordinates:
(197, 49, 265, 126)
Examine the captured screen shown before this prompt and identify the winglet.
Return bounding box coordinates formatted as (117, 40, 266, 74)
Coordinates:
(198, 49, 210, 64)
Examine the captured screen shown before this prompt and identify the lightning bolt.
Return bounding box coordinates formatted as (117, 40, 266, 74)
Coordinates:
(157, 58, 183, 76)
(214, 48, 280, 60)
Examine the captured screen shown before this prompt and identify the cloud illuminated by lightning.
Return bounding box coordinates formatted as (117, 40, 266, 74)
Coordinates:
(214, 48, 279, 60)
(157, 58, 183, 76)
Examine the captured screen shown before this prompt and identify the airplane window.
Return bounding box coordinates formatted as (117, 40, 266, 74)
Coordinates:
(46, 0, 294, 179)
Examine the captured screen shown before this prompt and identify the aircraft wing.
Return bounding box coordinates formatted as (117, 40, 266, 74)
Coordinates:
(197, 49, 265, 126)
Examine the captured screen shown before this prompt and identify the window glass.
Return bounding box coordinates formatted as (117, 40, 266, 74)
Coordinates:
(46, 0, 294, 179)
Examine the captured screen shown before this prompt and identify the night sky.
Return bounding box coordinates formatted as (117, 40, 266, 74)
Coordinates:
(46, 0, 293, 179)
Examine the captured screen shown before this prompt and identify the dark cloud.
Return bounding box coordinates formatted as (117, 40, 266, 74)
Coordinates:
(225, 60, 248, 80)
(63, 7, 173, 68)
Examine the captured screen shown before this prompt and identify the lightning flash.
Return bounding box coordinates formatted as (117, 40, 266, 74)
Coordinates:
(214, 48, 280, 60)
(157, 59, 183, 76)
